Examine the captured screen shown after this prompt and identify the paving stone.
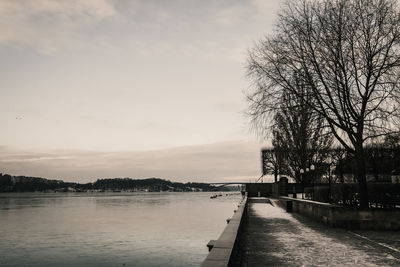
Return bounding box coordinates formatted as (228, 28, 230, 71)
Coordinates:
(237, 201, 400, 266)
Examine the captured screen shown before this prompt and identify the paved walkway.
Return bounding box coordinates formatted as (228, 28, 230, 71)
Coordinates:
(238, 200, 400, 266)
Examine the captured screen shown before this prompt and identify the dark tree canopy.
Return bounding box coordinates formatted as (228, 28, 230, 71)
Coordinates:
(247, 0, 400, 208)
(272, 86, 332, 183)
(261, 148, 281, 183)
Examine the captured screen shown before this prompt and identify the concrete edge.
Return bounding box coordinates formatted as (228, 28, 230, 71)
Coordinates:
(279, 196, 340, 208)
(278, 196, 400, 230)
(201, 197, 248, 267)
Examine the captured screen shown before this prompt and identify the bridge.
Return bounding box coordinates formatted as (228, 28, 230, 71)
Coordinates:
(206, 182, 247, 191)
(206, 174, 266, 186)
(208, 182, 247, 185)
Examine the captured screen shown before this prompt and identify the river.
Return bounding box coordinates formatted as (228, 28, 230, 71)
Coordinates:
(0, 192, 242, 267)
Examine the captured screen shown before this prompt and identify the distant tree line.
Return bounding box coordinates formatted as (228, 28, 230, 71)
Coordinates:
(0, 174, 74, 192)
(0, 174, 225, 192)
(91, 178, 218, 192)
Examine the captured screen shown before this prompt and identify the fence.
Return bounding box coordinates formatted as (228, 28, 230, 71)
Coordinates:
(305, 183, 400, 208)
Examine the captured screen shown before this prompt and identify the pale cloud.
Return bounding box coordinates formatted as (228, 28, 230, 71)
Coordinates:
(0, 0, 116, 53)
(0, 0, 281, 55)
(251, 0, 283, 14)
(0, 0, 116, 17)
(0, 140, 262, 183)
(0, 0, 279, 178)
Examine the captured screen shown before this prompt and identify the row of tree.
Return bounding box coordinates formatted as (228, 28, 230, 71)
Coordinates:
(0, 174, 221, 192)
(247, 0, 400, 208)
(262, 134, 400, 185)
(92, 178, 218, 191)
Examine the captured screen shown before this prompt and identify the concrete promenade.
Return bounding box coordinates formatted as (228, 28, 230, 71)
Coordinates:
(238, 199, 400, 266)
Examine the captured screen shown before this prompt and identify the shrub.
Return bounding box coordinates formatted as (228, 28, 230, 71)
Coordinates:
(313, 186, 330, 203)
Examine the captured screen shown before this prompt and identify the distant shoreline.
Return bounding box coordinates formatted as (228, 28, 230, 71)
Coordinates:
(0, 173, 240, 193)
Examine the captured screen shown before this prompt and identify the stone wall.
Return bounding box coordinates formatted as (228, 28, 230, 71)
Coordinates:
(201, 197, 248, 267)
(279, 197, 400, 230)
(245, 179, 293, 198)
(330, 208, 400, 230)
(245, 183, 273, 197)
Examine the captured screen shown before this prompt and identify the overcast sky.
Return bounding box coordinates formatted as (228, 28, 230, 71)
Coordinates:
(0, 0, 282, 183)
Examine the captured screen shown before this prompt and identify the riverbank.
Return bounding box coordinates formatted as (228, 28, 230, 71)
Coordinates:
(0, 174, 238, 193)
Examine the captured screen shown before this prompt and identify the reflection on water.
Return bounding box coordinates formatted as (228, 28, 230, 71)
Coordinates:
(0, 192, 241, 267)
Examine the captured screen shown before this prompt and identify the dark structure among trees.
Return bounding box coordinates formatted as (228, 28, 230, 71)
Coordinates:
(262, 138, 400, 183)
(261, 143, 400, 208)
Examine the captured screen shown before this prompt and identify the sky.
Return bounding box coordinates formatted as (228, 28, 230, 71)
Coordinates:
(0, 0, 282, 183)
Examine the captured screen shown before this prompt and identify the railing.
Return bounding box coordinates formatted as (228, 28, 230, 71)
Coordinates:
(304, 183, 400, 208)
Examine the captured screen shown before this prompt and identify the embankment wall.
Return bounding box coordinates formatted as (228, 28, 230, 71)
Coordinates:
(279, 197, 400, 230)
(201, 197, 248, 267)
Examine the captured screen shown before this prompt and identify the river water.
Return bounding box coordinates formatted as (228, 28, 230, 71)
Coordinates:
(0, 192, 242, 267)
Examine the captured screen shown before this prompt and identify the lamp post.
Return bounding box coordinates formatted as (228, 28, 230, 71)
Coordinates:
(310, 164, 315, 200)
(300, 168, 304, 199)
(305, 167, 310, 199)
(327, 158, 332, 203)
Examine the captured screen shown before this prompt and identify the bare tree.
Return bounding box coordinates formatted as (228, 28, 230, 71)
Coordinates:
(329, 147, 348, 183)
(271, 85, 332, 184)
(247, 0, 400, 208)
(261, 148, 281, 183)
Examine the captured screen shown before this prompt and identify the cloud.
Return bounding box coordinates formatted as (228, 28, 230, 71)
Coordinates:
(0, 1, 279, 162)
(0, 140, 262, 183)
(0, 0, 116, 53)
(0, 0, 282, 56)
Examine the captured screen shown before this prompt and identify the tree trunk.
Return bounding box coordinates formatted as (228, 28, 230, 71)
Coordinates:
(274, 167, 278, 183)
(338, 159, 344, 183)
(355, 145, 369, 209)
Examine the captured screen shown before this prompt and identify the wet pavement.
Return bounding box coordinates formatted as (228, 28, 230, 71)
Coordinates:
(238, 200, 400, 266)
